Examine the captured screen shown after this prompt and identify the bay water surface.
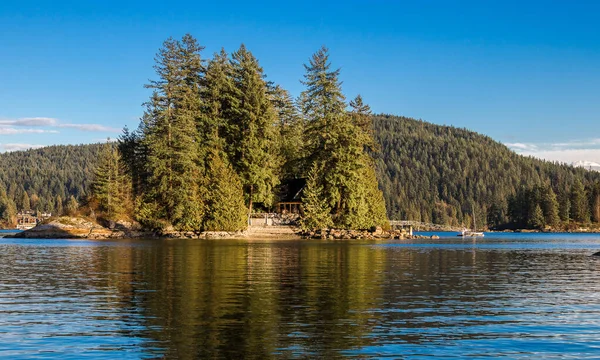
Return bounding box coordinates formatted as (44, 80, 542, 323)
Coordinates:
(1, 233, 600, 358)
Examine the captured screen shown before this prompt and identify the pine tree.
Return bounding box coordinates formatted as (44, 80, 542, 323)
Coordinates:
(201, 48, 234, 149)
(541, 185, 560, 227)
(0, 183, 17, 227)
(529, 204, 545, 229)
(300, 163, 333, 230)
(90, 142, 132, 220)
(299, 47, 388, 229)
(66, 195, 79, 216)
(140, 34, 206, 230)
(571, 179, 589, 223)
(226, 44, 280, 219)
(203, 149, 247, 231)
(55, 195, 64, 216)
(271, 85, 304, 179)
(22, 191, 30, 211)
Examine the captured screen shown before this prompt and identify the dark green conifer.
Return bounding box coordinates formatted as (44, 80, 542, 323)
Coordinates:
(226, 44, 280, 219)
(203, 149, 247, 231)
(0, 183, 17, 227)
(140, 34, 206, 230)
(300, 163, 333, 230)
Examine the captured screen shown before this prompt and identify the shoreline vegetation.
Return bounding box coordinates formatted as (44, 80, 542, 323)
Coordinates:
(3, 35, 600, 236)
(3, 34, 388, 238)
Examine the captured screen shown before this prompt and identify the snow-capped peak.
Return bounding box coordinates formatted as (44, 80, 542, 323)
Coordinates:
(572, 160, 600, 171)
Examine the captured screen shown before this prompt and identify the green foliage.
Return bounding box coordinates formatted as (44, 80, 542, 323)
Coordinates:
(373, 114, 600, 228)
(570, 179, 590, 223)
(203, 150, 247, 231)
(300, 163, 333, 230)
(0, 144, 103, 215)
(0, 183, 17, 227)
(66, 195, 79, 216)
(529, 204, 545, 229)
(90, 142, 133, 220)
(140, 34, 206, 231)
(226, 44, 280, 210)
(271, 85, 304, 179)
(299, 47, 388, 230)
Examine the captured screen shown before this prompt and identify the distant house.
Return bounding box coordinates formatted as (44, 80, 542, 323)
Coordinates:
(16, 211, 38, 230)
(276, 178, 305, 214)
(16, 210, 52, 230)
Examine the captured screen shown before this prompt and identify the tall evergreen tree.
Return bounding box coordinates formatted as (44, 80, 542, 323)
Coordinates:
(300, 163, 333, 230)
(299, 47, 388, 229)
(201, 48, 234, 149)
(226, 44, 280, 220)
(271, 85, 304, 179)
(140, 34, 206, 230)
(0, 183, 16, 227)
(22, 191, 30, 211)
(541, 185, 560, 227)
(203, 149, 247, 231)
(571, 179, 589, 223)
(90, 142, 133, 220)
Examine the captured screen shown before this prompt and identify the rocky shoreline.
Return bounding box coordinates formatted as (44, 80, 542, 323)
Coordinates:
(6, 216, 443, 240)
(300, 227, 439, 240)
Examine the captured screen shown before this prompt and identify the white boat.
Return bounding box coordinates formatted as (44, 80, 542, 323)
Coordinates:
(457, 205, 485, 237)
(457, 229, 484, 237)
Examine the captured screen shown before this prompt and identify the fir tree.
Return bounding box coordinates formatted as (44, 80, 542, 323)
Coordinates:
(541, 185, 560, 227)
(271, 85, 304, 179)
(300, 163, 333, 230)
(529, 204, 545, 229)
(226, 44, 280, 219)
(66, 195, 79, 216)
(203, 149, 247, 231)
(0, 183, 17, 227)
(22, 191, 30, 211)
(140, 34, 206, 230)
(90, 142, 132, 220)
(571, 179, 589, 223)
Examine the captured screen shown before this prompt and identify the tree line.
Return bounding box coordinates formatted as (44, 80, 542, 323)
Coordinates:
(373, 114, 600, 229)
(2, 39, 599, 231)
(89, 34, 387, 232)
(0, 144, 101, 227)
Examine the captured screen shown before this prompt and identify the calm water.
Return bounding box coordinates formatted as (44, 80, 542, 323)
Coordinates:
(2, 233, 600, 359)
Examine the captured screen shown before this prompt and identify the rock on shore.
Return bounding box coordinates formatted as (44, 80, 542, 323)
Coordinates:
(300, 227, 436, 240)
(8, 217, 152, 239)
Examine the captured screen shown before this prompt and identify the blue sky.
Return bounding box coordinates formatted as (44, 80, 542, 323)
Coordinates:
(1, 1, 599, 162)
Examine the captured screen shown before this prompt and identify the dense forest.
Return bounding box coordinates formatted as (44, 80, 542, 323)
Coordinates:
(373, 114, 600, 229)
(1, 36, 600, 231)
(78, 35, 386, 232)
(0, 144, 103, 226)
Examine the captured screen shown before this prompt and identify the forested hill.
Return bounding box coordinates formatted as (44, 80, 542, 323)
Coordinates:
(0, 144, 103, 213)
(1, 115, 599, 229)
(373, 114, 600, 228)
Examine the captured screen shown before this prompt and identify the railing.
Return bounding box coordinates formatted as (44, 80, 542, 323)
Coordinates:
(389, 220, 461, 231)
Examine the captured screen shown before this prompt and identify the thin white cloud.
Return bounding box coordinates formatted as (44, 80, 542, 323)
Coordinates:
(0, 117, 120, 133)
(506, 142, 538, 151)
(519, 149, 600, 164)
(0, 128, 59, 135)
(506, 137, 600, 165)
(0, 143, 46, 152)
(0, 117, 58, 126)
(57, 123, 121, 133)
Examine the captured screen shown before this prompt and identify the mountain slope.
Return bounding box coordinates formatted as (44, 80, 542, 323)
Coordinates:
(372, 114, 600, 227)
(0, 144, 104, 213)
(1, 116, 598, 228)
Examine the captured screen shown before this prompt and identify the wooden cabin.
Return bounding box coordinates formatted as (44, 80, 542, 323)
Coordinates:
(275, 178, 305, 214)
(16, 211, 38, 230)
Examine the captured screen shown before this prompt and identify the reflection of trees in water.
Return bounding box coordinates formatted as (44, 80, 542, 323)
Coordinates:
(88, 240, 387, 359)
(76, 242, 600, 357)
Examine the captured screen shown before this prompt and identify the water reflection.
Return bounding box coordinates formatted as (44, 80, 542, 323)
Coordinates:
(2, 237, 600, 358)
